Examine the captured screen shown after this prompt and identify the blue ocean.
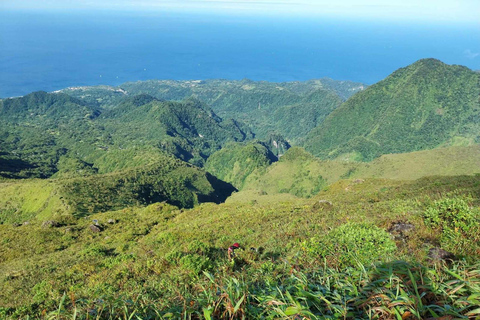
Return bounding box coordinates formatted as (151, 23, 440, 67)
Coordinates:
(1, 9, 479, 98)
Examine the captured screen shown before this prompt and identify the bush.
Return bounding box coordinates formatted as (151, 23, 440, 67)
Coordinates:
(187, 240, 209, 255)
(302, 223, 396, 267)
(179, 254, 213, 274)
(424, 197, 480, 258)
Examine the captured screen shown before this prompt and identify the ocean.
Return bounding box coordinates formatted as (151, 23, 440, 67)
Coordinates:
(1, 9, 479, 98)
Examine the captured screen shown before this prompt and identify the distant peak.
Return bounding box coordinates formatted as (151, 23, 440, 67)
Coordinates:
(411, 58, 446, 67)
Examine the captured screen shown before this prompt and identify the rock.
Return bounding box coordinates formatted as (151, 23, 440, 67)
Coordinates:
(107, 219, 116, 224)
(318, 200, 333, 205)
(389, 222, 415, 233)
(428, 247, 455, 261)
(89, 224, 102, 233)
(313, 200, 333, 211)
(42, 220, 59, 228)
(353, 179, 365, 184)
(389, 221, 415, 241)
(23, 221, 30, 226)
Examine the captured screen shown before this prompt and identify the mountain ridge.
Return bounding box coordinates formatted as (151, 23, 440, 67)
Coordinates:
(303, 58, 480, 160)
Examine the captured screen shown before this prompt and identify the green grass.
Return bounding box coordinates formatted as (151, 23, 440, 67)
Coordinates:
(241, 145, 480, 199)
(0, 179, 68, 224)
(0, 175, 479, 318)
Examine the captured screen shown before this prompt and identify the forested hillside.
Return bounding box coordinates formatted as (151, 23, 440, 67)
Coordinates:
(0, 91, 253, 179)
(59, 78, 364, 142)
(304, 59, 480, 160)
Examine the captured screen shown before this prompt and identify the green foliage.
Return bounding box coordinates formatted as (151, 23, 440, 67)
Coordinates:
(111, 78, 360, 141)
(243, 147, 327, 197)
(179, 254, 213, 274)
(424, 196, 480, 258)
(0, 91, 254, 179)
(205, 141, 274, 189)
(302, 222, 397, 266)
(1, 175, 480, 318)
(304, 59, 480, 160)
(53, 156, 98, 178)
(58, 160, 235, 214)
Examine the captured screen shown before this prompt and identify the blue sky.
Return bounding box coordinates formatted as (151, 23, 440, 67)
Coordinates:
(2, 0, 480, 24)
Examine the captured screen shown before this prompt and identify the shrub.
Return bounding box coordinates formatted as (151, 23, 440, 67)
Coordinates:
(187, 240, 209, 255)
(180, 254, 213, 274)
(302, 223, 396, 266)
(423, 197, 480, 258)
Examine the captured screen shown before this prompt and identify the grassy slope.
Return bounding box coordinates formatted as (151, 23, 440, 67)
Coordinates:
(0, 175, 479, 318)
(0, 180, 68, 224)
(243, 145, 480, 198)
(304, 59, 480, 160)
(0, 156, 236, 224)
(204, 142, 275, 189)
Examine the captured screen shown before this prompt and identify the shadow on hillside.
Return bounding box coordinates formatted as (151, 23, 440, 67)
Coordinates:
(0, 156, 37, 178)
(200, 173, 237, 204)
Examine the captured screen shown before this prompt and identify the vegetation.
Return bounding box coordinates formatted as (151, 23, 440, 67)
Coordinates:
(205, 141, 275, 189)
(0, 91, 253, 179)
(1, 59, 480, 319)
(304, 59, 480, 160)
(1, 175, 479, 319)
(61, 78, 364, 142)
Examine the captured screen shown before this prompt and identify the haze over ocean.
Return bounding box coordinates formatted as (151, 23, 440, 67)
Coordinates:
(0, 9, 479, 98)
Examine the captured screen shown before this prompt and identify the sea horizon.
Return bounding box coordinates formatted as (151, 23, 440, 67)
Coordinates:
(1, 9, 479, 98)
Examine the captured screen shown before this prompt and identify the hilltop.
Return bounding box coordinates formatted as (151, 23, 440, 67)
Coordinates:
(303, 59, 480, 160)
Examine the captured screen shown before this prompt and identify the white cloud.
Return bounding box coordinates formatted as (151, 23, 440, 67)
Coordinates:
(464, 49, 480, 59)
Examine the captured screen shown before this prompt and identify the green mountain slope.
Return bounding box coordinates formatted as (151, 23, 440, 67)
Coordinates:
(204, 142, 276, 189)
(239, 145, 480, 197)
(304, 59, 480, 160)
(1, 174, 479, 318)
(60, 78, 364, 141)
(0, 92, 253, 178)
(0, 154, 236, 224)
(98, 96, 254, 166)
(0, 91, 105, 178)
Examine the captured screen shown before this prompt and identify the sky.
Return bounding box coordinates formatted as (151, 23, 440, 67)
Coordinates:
(2, 0, 480, 24)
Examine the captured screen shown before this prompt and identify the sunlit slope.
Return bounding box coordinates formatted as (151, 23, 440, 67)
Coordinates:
(0, 179, 68, 224)
(241, 145, 480, 197)
(1, 174, 479, 317)
(304, 59, 480, 160)
(204, 142, 275, 189)
(0, 92, 253, 178)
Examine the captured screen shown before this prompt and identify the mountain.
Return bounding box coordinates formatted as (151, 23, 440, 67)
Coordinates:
(98, 96, 254, 166)
(0, 92, 253, 178)
(0, 155, 236, 224)
(303, 59, 480, 160)
(2, 62, 480, 320)
(59, 78, 365, 142)
(204, 141, 276, 189)
(0, 91, 104, 178)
